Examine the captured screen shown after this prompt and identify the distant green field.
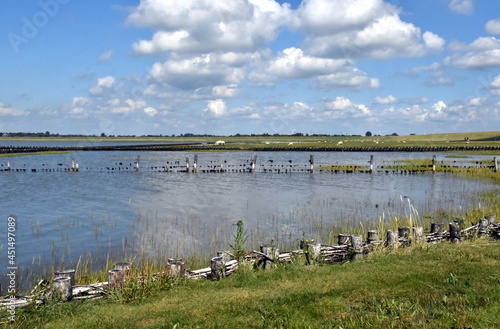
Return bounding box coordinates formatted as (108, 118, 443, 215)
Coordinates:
(1, 131, 499, 152)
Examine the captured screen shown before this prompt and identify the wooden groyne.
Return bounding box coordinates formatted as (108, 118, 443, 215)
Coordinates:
(2, 216, 498, 307)
(2, 154, 499, 174)
(1, 144, 500, 154)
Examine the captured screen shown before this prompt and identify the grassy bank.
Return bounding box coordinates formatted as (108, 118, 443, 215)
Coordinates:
(3, 239, 499, 328)
(1, 131, 499, 152)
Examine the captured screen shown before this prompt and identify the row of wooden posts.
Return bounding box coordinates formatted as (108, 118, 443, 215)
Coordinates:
(3, 155, 499, 174)
(42, 215, 500, 303)
(1, 215, 498, 307)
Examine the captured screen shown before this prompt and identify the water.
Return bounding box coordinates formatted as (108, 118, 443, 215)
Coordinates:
(0, 142, 497, 291)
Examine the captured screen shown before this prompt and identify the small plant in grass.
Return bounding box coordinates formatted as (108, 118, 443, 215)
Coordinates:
(229, 220, 248, 261)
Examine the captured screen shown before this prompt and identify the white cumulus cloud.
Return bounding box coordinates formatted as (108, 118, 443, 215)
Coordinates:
(486, 19, 500, 35)
(89, 76, 116, 95)
(204, 99, 227, 117)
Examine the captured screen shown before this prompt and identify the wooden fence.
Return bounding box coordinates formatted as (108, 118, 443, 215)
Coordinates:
(1, 215, 498, 308)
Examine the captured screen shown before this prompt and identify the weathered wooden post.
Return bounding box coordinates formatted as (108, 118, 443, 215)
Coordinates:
(108, 269, 124, 289)
(71, 159, 75, 172)
(431, 223, 444, 235)
(260, 244, 277, 270)
(52, 277, 72, 301)
(75, 163, 79, 172)
(185, 157, 190, 172)
(166, 258, 185, 277)
(308, 243, 322, 263)
(350, 235, 363, 260)
(386, 230, 399, 248)
(494, 157, 498, 172)
(211, 256, 225, 280)
(412, 227, 424, 240)
(108, 262, 132, 289)
(449, 222, 461, 243)
(193, 154, 198, 173)
(135, 156, 140, 172)
(367, 230, 379, 244)
(7, 160, 11, 171)
(309, 154, 314, 174)
(250, 155, 257, 173)
(477, 218, 489, 237)
(432, 155, 436, 173)
(338, 234, 351, 246)
(55, 269, 75, 287)
(398, 227, 410, 239)
(369, 155, 374, 173)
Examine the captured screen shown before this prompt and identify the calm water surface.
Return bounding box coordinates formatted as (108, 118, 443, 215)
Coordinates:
(0, 142, 497, 290)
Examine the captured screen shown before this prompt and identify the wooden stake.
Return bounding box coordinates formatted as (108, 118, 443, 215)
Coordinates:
(449, 222, 461, 243)
(55, 269, 75, 287)
(108, 269, 123, 289)
(52, 277, 72, 301)
(432, 155, 436, 173)
(386, 230, 398, 248)
(431, 223, 444, 235)
(412, 227, 424, 240)
(369, 155, 374, 173)
(166, 258, 185, 277)
(337, 234, 350, 246)
(350, 234, 363, 260)
(367, 230, 379, 244)
(210, 256, 225, 280)
(309, 154, 314, 173)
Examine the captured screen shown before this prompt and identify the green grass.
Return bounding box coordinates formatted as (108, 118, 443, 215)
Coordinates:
(0, 151, 74, 158)
(4, 239, 499, 328)
(2, 131, 500, 152)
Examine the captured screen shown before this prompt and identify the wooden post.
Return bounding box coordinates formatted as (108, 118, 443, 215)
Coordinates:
(432, 155, 436, 173)
(7, 160, 11, 171)
(193, 154, 198, 173)
(369, 155, 374, 173)
(367, 230, 379, 244)
(135, 156, 140, 172)
(71, 159, 75, 172)
(350, 235, 363, 260)
(477, 218, 489, 237)
(185, 157, 190, 172)
(108, 269, 124, 289)
(211, 256, 225, 280)
(308, 243, 322, 262)
(449, 222, 461, 243)
(431, 223, 444, 235)
(386, 230, 399, 248)
(75, 163, 79, 172)
(412, 227, 424, 240)
(250, 155, 257, 173)
(398, 226, 410, 239)
(166, 258, 185, 277)
(52, 277, 72, 301)
(494, 157, 498, 172)
(260, 244, 277, 270)
(55, 269, 75, 287)
(114, 262, 132, 283)
(309, 154, 314, 173)
(338, 234, 351, 246)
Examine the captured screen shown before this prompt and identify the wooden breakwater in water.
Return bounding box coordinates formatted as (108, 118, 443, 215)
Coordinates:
(1, 154, 498, 174)
(2, 216, 498, 307)
(1, 144, 500, 154)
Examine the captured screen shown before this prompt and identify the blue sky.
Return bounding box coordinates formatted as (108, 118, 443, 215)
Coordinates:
(1, 0, 500, 136)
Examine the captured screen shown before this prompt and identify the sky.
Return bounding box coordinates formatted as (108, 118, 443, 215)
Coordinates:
(1, 0, 500, 136)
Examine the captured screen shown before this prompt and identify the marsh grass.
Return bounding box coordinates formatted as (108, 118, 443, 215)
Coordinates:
(4, 239, 499, 329)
